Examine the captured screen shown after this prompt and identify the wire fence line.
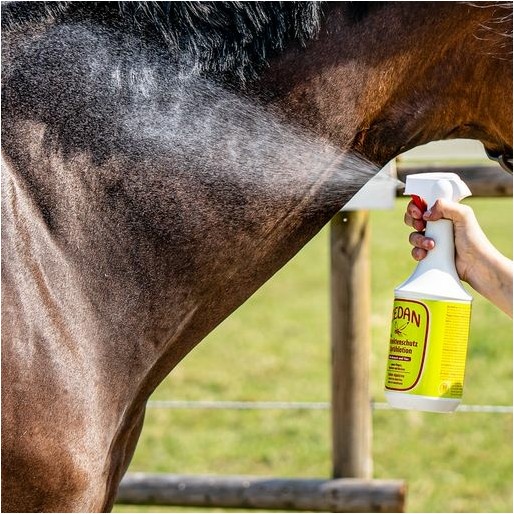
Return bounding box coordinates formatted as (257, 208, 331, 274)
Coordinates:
(147, 399, 513, 414)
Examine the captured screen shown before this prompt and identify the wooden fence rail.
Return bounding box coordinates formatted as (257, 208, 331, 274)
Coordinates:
(117, 473, 406, 513)
(396, 165, 512, 197)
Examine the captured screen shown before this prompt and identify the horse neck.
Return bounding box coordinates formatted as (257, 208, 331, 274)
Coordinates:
(2, 19, 377, 403)
(2, 125, 366, 397)
(259, 2, 512, 164)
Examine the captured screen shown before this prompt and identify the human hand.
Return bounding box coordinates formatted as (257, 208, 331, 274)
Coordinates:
(405, 198, 492, 283)
(405, 198, 513, 316)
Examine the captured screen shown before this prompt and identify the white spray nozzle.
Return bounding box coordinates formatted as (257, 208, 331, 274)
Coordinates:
(404, 172, 472, 209)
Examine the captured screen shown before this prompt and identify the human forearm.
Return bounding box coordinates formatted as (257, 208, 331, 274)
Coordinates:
(468, 248, 513, 317)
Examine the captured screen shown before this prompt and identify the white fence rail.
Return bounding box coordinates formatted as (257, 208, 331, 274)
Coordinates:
(147, 399, 513, 413)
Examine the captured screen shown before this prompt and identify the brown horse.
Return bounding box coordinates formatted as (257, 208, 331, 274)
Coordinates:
(2, 2, 512, 512)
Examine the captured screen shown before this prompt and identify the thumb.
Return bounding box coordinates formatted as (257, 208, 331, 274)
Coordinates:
(422, 198, 469, 223)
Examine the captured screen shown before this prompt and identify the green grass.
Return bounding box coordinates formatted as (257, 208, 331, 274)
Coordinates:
(115, 197, 512, 513)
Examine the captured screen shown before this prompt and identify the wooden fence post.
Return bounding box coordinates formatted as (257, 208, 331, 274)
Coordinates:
(330, 210, 372, 479)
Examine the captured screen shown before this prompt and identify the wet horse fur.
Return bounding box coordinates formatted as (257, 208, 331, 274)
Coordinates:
(2, 2, 512, 511)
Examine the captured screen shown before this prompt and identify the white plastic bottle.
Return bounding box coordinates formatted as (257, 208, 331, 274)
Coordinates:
(385, 173, 472, 412)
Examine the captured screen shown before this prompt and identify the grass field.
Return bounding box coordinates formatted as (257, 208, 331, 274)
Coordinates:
(115, 197, 512, 513)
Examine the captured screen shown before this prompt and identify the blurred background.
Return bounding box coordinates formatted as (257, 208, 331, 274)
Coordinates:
(115, 139, 512, 513)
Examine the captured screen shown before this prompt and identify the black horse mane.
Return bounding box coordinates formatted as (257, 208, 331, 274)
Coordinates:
(117, 1, 326, 78)
(1, 1, 378, 80)
(2, 1, 511, 78)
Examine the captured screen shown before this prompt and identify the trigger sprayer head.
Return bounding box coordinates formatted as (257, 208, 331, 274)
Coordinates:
(404, 172, 472, 210)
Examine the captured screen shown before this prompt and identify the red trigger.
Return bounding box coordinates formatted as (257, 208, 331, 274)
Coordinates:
(411, 195, 427, 213)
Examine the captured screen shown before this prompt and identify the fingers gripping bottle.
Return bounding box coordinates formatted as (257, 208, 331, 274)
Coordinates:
(385, 173, 472, 412)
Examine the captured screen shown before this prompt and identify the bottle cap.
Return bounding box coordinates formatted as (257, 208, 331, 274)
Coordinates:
(404, 172, 472, 209)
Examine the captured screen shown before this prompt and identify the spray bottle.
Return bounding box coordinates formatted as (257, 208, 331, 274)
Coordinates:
(385, 172, 472, 412)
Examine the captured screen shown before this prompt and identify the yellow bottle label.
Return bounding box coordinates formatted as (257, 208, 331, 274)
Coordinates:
(385, 298, 471, 398)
